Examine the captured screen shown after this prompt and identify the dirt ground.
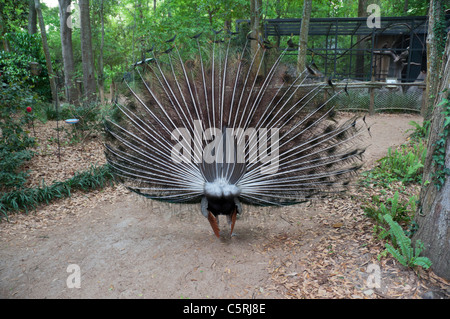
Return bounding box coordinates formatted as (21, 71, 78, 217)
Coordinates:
(1, 113, 449, 299)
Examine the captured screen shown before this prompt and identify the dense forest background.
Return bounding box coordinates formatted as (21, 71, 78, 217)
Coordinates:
(0, 0, 439, 103)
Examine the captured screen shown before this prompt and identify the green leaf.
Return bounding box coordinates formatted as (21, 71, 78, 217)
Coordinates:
(413, 257, 432, 269)
(385, 243, 407, 267)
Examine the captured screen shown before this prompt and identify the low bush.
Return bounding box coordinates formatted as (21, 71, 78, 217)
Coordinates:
(359, 121, 431, 270)
(360, 139, 426, 187)
(381, 215, 432, 270)
(0, 81, 39, 191)
(0, 164, 115, 220)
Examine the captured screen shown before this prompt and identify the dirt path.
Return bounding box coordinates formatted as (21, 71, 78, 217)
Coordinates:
(1, 113, 445, 299)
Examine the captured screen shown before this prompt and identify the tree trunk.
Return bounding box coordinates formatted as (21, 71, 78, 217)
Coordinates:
(0, 12, 10, 52)
(58, 0, 78, 105)
(296, 0, 312, 75)
(423, 0, 443, 121)
(250, 0, 263, 76)
(403, 0, 409, 15)
(98, 0, 105, 105)
(79, 0, 96, 102)
(413, 31, 450, 280)
(355, 0, 368, 80)
(110, 81, 116, 103)
(28, 0, 37, 35)
(224, 19, 231, 32)
(35, 0, 58, 105)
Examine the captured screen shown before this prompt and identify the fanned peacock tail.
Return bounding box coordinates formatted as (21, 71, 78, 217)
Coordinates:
(104, 31, 366, 237)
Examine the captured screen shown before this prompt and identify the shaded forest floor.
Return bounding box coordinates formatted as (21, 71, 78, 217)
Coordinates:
(1, 113, 449, 299)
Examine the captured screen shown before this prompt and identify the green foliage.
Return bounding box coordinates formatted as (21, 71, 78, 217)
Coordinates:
(2, 0, 433, 92)
(407, 120, 430, 141)
(0, 27, 51, 193)
(364, 192, 432, 270)
(431, 96, 450, 190)
(0, 0, 29, 34)
(362, 191, 416, 225)
(5, 31, 44, 64)
(43, 103, 71, 121)
(361, 139, 426, 187)
(63, 101, 106, 144)
(382, 142, 426, 184)
(1, 31, 51, 100)
(382, 215, 432, 270)
(42, 100, 111, 144)
(359, 118, 433, 271)
(0, 50, 39, 84)
(0, 164, 115, 220)
(0, 80, 40, 191)
(432, 0, 448, 56)
(402, 0, 431, 16)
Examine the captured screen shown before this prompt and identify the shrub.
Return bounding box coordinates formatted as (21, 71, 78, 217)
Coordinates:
(0, 81, 38, 191)
(382, 215, 432, 270)
(0, 164, 115, 220)
(361, 139, 426, 187)
(407, 120, 430, 141)
(362, 191, 416, 225)
(1, 31, 51, 100)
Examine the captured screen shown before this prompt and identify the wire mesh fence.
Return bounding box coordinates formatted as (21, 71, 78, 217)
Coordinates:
(290, 81, 424, 114)
(320, 82, 424, 114)
(337, 83, 423, 113)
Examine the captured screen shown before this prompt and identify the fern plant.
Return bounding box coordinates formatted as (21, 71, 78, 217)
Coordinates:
(383, 215, 432, 270)
(362, 191, 416, 224)
(407, 120, 430, 140)
(379, 141, 426, 184)
(361, 140, 426, 187)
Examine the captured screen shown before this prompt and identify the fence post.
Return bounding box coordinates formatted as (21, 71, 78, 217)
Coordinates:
(369, 83, 375, 115)
(420, 86, 427, 117)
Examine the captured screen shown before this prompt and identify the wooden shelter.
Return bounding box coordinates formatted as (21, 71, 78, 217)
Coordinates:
(236, 15, 450, 82)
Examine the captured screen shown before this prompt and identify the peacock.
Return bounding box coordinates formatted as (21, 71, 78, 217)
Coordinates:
(104, 31, 366, 238)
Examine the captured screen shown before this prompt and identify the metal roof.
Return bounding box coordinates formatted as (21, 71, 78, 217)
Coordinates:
(236, 14, 450, 37)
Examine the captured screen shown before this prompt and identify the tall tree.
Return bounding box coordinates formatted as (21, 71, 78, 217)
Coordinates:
(250, 0, 263, 75)
(296, 0, 312, 74)
(0, 14, 8, 51)
(414, 31, 450, 280)
(58, 0, 78, 105)
(355, 0, 368, 80)
(96, 0, 106, 104)
(403, 0, 409, 14)
(28, 0, 37, 35)
(79, 0, 96, 102)
(423, 0, 445, 120)
(34, 0, 58, 105)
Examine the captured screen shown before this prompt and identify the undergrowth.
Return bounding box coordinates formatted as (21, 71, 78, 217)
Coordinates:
(360, 138, 426, 188)
(431, 96, 450, 190)
(1, 81, 117, 220)
(380, 215, 432, 269)
(0, 164, 115, 220)
(360, 120, 432, 270)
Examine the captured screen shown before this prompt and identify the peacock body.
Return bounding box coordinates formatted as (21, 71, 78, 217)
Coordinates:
(104, 31, 365, 238)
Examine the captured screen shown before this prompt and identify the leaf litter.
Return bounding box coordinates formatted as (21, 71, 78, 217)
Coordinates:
(1, 114, 449, 299)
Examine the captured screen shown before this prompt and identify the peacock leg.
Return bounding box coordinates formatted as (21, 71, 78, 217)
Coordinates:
(207, 211, 220, 238)
(227, 208, 238, 237)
